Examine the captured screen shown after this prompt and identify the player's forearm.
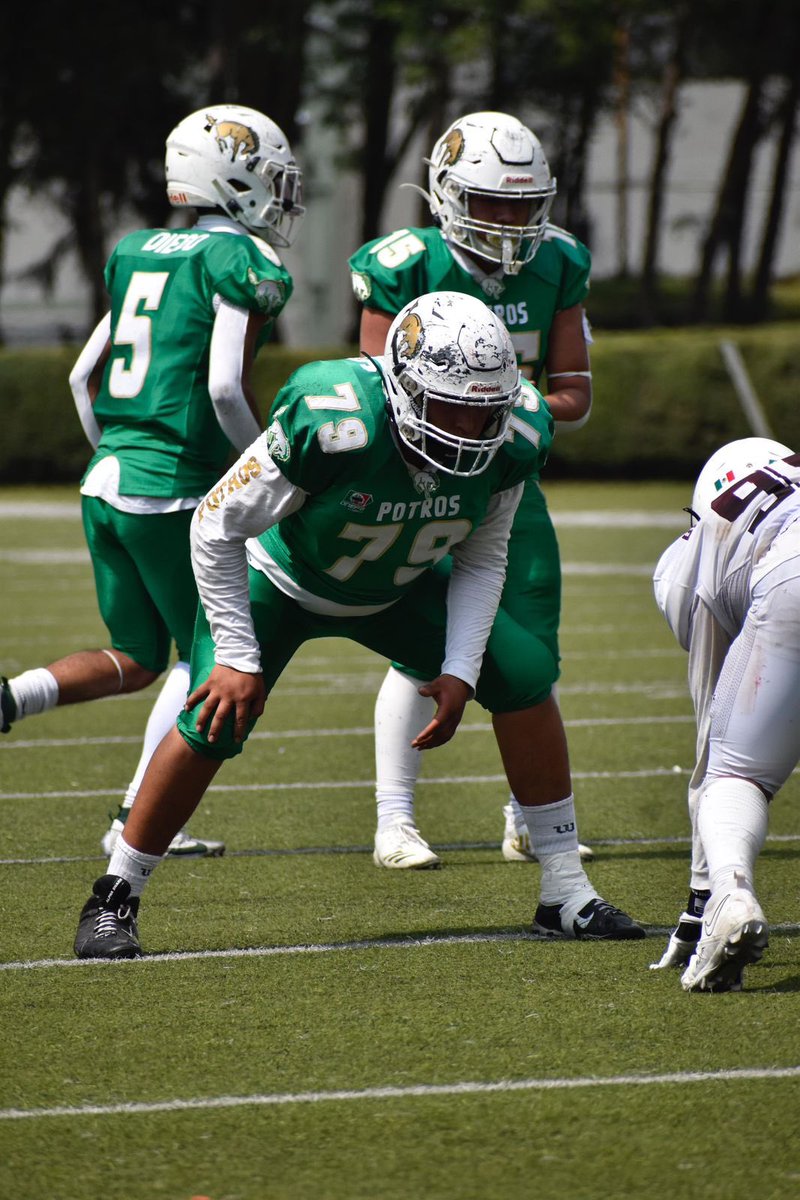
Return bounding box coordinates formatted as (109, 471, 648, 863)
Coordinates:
(69, 313, 111, 448)
(443, 484, 522, 688)
(545, 377, 592, 431)
(208, 301, 263, 450)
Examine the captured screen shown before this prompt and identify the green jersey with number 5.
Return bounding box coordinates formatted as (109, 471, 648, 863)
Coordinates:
(348, 224, 590, 381)
(86, 227, 292, 497)
(255, 357, 552, 609)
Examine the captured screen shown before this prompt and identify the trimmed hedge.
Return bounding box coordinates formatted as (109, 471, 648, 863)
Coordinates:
(1, 326, 798, 483)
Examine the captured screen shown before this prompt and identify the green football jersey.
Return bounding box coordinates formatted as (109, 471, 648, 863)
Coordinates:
(256, 356, 552, 609)
(348, 224, 590, 381)
(86, 227, 293, 497)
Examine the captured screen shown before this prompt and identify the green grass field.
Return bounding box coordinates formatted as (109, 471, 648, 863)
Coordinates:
(1, 482, 799, 1200)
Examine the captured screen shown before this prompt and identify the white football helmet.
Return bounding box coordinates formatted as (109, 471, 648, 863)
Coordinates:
(692, 437, 793, 519)
(165, 105, 304, 246)
(424, 112, 556, 275)
(382, 291, 521, 477)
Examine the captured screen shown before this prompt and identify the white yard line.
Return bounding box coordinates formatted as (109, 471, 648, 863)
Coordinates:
(0, 504, 688, 527)
(0, 713, 695, 751)
(0, 766, 697, 802)
(0, 1065, 798, 1122)
(3, 831, 799, 869)
(3, 923, 799, 976)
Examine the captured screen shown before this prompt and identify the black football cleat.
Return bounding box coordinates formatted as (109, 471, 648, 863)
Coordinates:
(532, 896, 646, 941)
(74, 874, 142, 959)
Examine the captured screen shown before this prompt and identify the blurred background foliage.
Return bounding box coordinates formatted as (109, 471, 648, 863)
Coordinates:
(2, 0, 799, 335)
(1, 0, 799, 482)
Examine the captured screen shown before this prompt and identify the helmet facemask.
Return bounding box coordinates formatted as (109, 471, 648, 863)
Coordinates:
(218, 157, 304, 247)
(436, 178, 555, 274)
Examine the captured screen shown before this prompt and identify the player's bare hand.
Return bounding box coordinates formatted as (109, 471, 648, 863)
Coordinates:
(411, 674, 471, 750)
(186, 665, 266, 744)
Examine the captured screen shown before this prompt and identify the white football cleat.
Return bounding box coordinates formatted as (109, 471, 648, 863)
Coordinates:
(680, 885, 768, 993)
(501, 803, 593, 862)
(102, 816, 225, 859)
(649, 911, 703, 970)
(373, 823, 441, 869)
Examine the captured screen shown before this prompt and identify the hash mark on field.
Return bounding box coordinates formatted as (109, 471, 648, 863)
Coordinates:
(1, 1065, 798, 1121)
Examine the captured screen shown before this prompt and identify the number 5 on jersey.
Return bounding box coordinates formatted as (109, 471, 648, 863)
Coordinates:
(108, 271, 170, 399)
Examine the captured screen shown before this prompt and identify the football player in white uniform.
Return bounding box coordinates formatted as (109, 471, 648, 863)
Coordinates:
(651, 437, 799, 991)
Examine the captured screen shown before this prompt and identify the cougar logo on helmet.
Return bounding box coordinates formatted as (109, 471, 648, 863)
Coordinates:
(205, 115, 259, 160)
(397, 313, 424, 359)
(439, 129, 464, 167)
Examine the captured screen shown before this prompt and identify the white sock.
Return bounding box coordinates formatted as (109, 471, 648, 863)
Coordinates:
(698, 777, 768, 895)
(108, 835, 163, 898)
(519, 796, 596, 912)
(120, 662, 191, 812)
(376, 795, 416, 831)
(374, 666, 432, 832)
(8, 668, 59, 720)
(687, 781, 710, 893)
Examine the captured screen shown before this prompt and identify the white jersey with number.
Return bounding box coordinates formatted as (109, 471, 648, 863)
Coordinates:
(654, 454, 800, 794)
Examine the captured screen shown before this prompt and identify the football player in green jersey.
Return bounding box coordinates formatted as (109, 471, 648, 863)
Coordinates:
(0, 104, 304, 859)
(348, 111, 596, 872)
(72, 291, 643, 958)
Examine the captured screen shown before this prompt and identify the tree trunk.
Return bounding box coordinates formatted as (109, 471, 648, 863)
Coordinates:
(72, 160, 108, 328)
(612, 19, 631, 278)
(749, 69, 800, 319)
(691, 2, 777, 322)
(359, 15, 399, 247)
(639, 4, 690, 322)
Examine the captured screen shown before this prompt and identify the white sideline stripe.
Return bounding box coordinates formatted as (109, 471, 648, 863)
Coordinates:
(2, 714, 695, 751)
(0, 767, 695, 801)
(1, 1065, 798, 1122)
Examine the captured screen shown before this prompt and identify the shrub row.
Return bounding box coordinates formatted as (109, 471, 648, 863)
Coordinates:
(1, 325, 798, 484)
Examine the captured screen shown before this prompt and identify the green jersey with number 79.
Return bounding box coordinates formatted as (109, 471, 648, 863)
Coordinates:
(348, 224, 590, 380)
(241, 356, 552, 610)
(85, 227, 293, 498)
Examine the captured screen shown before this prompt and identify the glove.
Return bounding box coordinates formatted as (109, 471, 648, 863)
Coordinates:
(649, 912, 703, 970)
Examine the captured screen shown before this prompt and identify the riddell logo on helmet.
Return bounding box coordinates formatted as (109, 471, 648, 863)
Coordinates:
(466, 383, 502, 395)
(168, 191, 189, 204)
(501, 174, 534, 185)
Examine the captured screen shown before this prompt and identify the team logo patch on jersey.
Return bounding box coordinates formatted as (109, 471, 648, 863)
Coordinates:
(480, 276, 505, 299)
(341, 490, 374, 512)
(411, 469, 440, 496)
(266, 418, 290, 463)
(351, 271, 372, 302)
(247, 268, 286, 314)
